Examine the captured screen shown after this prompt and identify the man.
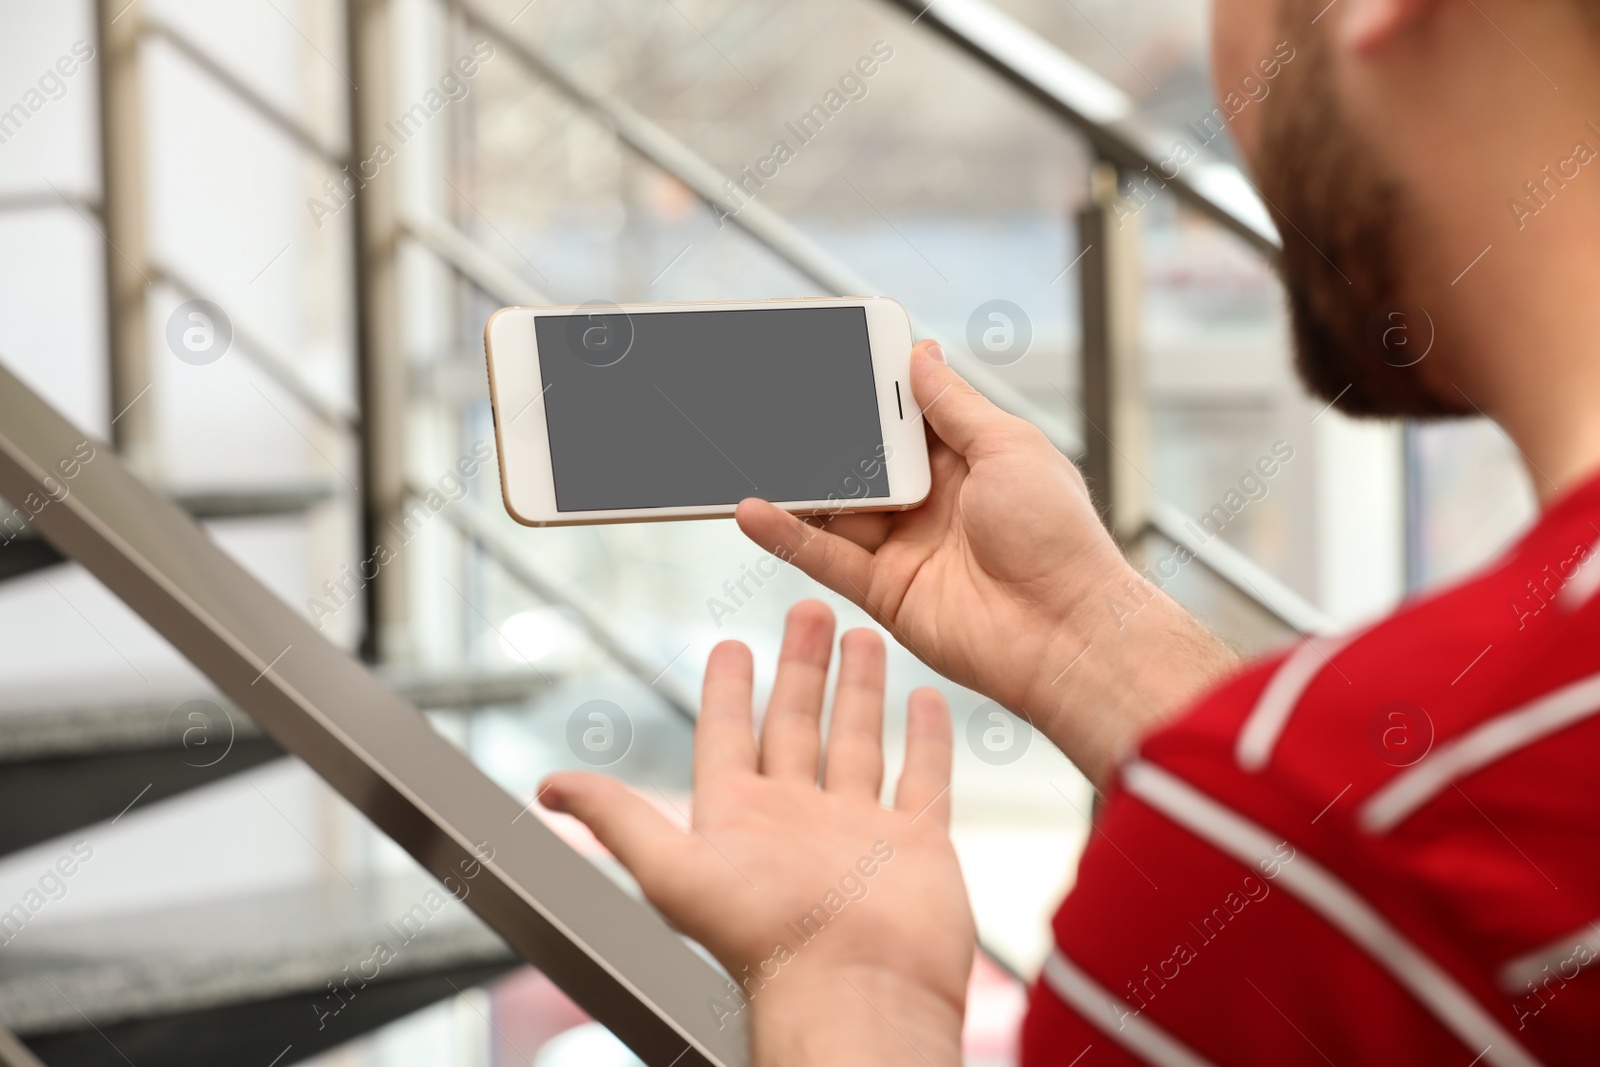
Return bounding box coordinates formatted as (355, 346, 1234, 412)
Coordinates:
(540, 0, 1600, 1062)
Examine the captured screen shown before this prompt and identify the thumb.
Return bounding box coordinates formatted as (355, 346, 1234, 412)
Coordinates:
(540, 772, 685, 889)
(910, 341, 1013, 457)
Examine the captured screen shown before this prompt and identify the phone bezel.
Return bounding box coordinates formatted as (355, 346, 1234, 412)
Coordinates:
(484, 296, 931, 527)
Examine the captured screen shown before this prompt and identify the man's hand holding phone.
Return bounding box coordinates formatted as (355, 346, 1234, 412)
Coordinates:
(737, 341, 1237, 790)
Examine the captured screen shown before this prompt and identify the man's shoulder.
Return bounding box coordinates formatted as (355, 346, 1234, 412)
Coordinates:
(1144, 514, 1600, 804)
(1115, 524, 1600, 1019)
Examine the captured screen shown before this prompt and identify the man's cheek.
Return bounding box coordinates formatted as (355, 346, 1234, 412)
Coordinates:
(1209, 0, 1276, 111)
(1209, 0, 1249, 99)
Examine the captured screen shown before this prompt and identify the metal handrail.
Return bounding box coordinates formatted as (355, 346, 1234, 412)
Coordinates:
(143, 18, 346, 166)
(429, 490, 700, 724)
(0, 359, 745, 1067)
(1145, 501, 1337, 636)
(0, 191, 101, 217)
(400, 212, 557, 308)
(876, 0, 1281, 260)
(154, 263, 361, 431)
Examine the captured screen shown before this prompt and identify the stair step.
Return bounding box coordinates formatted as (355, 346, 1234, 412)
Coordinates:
(0, 877, 517, 1067)
(0, 669, 555, 858)
(0, 486, 336, 583)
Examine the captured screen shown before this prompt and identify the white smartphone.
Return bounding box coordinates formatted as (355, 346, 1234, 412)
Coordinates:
(484, 296, 931, 527)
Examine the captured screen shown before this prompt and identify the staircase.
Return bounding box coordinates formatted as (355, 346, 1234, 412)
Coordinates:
(0, 0, 1365, 1064)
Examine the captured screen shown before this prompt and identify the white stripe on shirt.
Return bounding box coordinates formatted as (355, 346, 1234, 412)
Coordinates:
(1235, 632, 1358, 772)
(1361, 668, 1600, 833)
(1123, 760, 1547, 1067)
(1040, 947, 1221, 1067)
(1558, 538, 1600, 612)
(1498, 918, 1600, 994)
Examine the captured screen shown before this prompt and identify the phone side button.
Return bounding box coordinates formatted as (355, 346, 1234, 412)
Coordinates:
(895, 381, 904, 420)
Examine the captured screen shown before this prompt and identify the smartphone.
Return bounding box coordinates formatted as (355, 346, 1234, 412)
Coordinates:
(484, 296, 931, 526)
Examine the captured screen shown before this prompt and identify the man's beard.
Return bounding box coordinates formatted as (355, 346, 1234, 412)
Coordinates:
(1254, 22, 1467, 417)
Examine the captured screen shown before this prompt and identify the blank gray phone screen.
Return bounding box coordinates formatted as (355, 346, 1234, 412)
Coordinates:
(534, 306, 892, 511)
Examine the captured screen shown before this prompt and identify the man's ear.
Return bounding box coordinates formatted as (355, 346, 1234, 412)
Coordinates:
(1340, 0, 1440, 55)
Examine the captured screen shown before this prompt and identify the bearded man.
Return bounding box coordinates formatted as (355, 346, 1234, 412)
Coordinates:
(541, 1, 1600, 1062)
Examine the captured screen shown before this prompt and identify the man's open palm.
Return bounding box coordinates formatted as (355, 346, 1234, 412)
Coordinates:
(541, 602, 974, 1064)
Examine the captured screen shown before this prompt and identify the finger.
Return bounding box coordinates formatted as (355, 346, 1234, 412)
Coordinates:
(822, 628, 887, 799)
(695, 641, 757, 795)
(813, 511, 893, 553)
(735, 498, 877, 608)
(894, 688, 953, 827)
(910, 342, 1016, 458)
(759, 600, 836, 781)
(540, 771, 686, 889)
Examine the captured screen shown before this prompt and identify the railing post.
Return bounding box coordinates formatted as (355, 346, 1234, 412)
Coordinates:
(1402, 420, 1425, 593)
(1076, 160, 1147, 543)
(347, 0, 409, 663)
(96, 0, 156, 478)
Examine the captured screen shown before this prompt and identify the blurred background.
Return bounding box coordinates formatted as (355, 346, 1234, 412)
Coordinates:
(0, 0, 1536, 1064)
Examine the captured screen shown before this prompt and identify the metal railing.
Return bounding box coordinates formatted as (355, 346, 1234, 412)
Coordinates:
(424, 487, 702, 724)
(0, 362, 747, 1067)
(153, 262, 361, 431)
(876, 0, 1280, 259)
(143, 15, 346, 166)
(59, 5, 707, 795)
(80, 0, 1328, 646)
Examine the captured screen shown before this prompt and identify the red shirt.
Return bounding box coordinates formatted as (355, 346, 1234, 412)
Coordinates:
(1022, 470, 1600, 1067)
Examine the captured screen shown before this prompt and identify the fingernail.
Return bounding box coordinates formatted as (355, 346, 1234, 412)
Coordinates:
(925, 342, 946, 364)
